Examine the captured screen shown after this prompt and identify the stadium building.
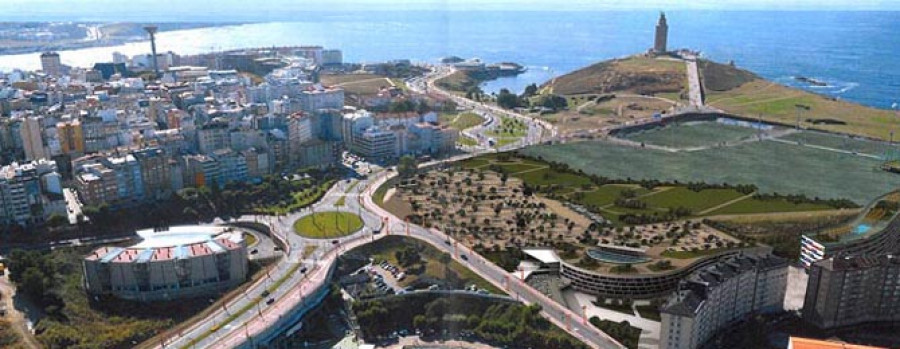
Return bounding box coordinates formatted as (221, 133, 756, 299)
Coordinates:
(83, 226, 248, 301)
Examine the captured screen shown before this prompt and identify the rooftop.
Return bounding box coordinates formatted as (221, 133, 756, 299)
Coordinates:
(85, 225, 244, 263)
(789, 337, 885, 349)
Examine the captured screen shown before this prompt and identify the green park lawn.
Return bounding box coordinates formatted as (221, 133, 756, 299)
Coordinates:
(243, 232, 258, 247)
(293, 211, 364, 238)
(575, 185, 651, 207)
(485, 116, 528, 138)
(707, 197, 833, 216)
(639, 187, 747, 213)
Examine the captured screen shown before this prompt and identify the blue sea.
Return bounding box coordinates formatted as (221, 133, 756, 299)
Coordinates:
(1, 11, 898, 109)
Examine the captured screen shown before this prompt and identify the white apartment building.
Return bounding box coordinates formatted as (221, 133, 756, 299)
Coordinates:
(660, 254, 788, 349)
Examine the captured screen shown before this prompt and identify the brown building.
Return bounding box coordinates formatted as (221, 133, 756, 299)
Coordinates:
(57, 119, 84, 155)
(75, 163, 118, 206)
(133, 148, 171, 200)
(803, 254, 900, 330)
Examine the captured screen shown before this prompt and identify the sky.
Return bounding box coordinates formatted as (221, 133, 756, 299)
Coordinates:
(2, 0, 899, 15)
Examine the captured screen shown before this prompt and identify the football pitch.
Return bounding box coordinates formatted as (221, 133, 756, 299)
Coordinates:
(620, 121, 762, 149)
(522, 136, 900, 204)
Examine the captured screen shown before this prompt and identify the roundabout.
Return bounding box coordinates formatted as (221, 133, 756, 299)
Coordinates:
(293, 211, 364, 239)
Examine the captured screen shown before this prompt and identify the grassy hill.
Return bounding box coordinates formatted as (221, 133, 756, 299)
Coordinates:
(697, 59, 759, 92)
(700, 60, 899, 140)
(543, 55, 687, 96)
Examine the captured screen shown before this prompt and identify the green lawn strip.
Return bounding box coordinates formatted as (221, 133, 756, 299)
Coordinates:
(493, 137, 521, 148)
(574, 185, 650, 207)
(256, 179, 336, 215)
(638, 187, 746, 213)
(661, 247, 740, 259)
(243, 232, 258, 247)
(335, 196, 346, 207)
(589, 317, 641, 349)
(458, 135, 478, 146)
(450, 260, 503, 294)
(592, 300, 634, 316)
(293, 212, 364, 239)
(494, 162, 544, 174)
(708, 197, 833, 216)
(485, 117, 528, 138)
(459, 158, 490, 169)
(635, 305, 661, 321)
(451, 112, 485, 130)
(514, 168, 592, 187)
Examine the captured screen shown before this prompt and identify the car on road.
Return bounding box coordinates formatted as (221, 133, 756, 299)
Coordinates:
(300, 267, 308, 273)
(266, 298, 275, 305)
(261, 290, 270, 298)
(331, 239, 339, 245)
(443, 240, 451, 246)
(461, 254, 468, 261)
(250, 249, 258, 254)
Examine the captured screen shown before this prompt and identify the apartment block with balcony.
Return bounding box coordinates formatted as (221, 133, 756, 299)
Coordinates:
(660, 254, 789, 349)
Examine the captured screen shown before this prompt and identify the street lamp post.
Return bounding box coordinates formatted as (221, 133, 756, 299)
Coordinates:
(794, 104, 810, 130)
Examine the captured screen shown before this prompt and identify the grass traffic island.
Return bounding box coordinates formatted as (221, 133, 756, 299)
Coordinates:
(243, 232, 258, 247)
(293, 211, 364, 239)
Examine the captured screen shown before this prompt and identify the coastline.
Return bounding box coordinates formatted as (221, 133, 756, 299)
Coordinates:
(0, 22, 241, 56)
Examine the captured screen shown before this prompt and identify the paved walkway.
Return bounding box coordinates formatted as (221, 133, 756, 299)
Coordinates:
(684, 56, 703, 107)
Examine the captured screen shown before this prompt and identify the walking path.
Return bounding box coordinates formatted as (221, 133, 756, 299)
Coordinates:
(684, 56, 703, 107)
(695, 192, 755, 216)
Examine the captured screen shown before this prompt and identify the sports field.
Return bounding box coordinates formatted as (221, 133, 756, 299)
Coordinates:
(621, 121, 761, 149)
(778, 131, 896, 157)
(522, 138, 900, 204)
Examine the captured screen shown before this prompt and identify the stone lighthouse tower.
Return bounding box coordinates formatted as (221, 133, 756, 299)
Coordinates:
(654, 12, 668, 54)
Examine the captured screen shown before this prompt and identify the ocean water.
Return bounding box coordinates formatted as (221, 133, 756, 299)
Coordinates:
(1, 11, 898, 109)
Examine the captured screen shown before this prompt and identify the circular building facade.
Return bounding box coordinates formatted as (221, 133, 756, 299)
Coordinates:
(83, 225, 248, 301)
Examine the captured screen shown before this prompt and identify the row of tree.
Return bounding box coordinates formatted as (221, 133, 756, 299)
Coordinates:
(354, 293, 588, 348)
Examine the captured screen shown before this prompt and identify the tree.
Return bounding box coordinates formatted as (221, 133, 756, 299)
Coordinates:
(46, 213, 67, 228)
(398, 156, 418, 178)
(20, 267, 47, 300)
(438, 253, 452, 279)
(413, 314, 427, 330)
(522, 83, 539, 98)
(538, 94, 568, 110)
(496, 88, 520, 109)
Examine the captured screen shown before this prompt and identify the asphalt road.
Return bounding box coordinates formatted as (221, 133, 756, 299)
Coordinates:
(362, 171, 624, 349)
